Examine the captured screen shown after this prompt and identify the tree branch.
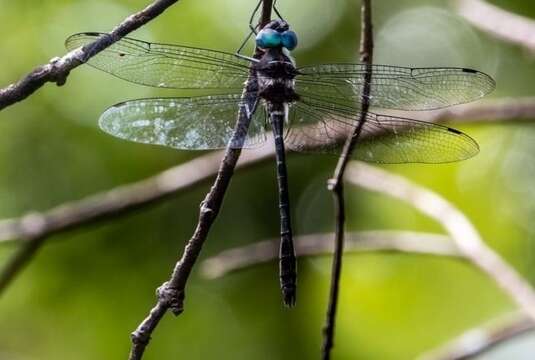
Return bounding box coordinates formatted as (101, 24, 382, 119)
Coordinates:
(322, 1, 374, 358)
(201, 231, 462, 279)
(454, 0, 535, 54)
(345, 162, 535, 321)
(126, 2, 274, 359)
(418, 312, 534, 360)
(0, 0, 181, 111)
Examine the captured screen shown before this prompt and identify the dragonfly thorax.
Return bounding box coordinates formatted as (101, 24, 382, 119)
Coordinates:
(256, 48, 300, 104)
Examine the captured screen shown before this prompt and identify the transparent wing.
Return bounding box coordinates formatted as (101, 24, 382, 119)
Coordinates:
(99, 94, 267, 150)
(65, 32, 251, 89)
(285, 96, 479, 164)
(295, 64, 495, 111)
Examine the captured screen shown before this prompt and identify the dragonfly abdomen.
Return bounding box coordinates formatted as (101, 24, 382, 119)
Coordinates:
(267, 101, 297, 307)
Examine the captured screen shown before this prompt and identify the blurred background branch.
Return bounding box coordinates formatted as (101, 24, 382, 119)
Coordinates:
(346, 162, 535, 321)
(455, 0, 535, 53)
(0, 148, 272, 295)
(418, 312, 534, 360)
(202, 158, 535, 359)
(401, 97, 535, 124)
(202, 231, 462, 279)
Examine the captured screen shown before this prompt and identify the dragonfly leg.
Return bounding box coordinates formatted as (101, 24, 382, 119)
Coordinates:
(235, 1, 261, 64)
(248, 0, 262, 34)
(234, 52, 259, 63)
(235, 0, 284, 63)
(269, 102, 297, 307)
(234, 29, 260, 63)
(273, 0, 285, 21)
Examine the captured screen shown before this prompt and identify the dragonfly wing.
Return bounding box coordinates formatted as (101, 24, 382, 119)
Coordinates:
(99, 94, 267, 150)
(295, 64, 495, 111)
(66, 32, 251, 89)
(285, 97, 479, 164)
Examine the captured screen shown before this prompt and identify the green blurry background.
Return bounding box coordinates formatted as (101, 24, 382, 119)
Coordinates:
(1, 0, 535, 359)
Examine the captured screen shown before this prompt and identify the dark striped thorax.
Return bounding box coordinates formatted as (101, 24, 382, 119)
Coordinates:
(254, 20, 300, 105)
(256, 48, 300, 104)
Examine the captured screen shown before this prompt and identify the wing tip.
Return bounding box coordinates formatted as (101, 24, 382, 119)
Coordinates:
(83, 31, 103, 37)
(453, 127, 480, 161)
(65, 31, 103, 41)
(447, 127, 462, 135)
(65, 32, 105, 49)
(461, 67, 477, 74)
(463, 67, 497, 96)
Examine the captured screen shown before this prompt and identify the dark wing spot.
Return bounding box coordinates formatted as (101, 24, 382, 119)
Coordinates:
(119, 53, 126, 57)
(447, 127, 462, 135)
(462, 68, 477, 74)
(83, 32, 102, 36)
(111, 101, 128, 108)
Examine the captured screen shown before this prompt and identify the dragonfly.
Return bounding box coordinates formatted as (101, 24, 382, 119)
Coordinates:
(66, 19, 495, 307)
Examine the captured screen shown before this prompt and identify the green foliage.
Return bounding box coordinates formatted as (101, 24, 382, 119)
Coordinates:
(1, 0, 534, 359)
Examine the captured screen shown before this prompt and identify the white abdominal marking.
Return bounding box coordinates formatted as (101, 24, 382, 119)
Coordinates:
(240, 103, 253, 118)
(258, 77, 295, 89)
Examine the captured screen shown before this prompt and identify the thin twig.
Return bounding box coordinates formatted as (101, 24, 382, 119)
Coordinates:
(418, 312, 534, 360)
(454, 0, 535, 54)
(201, 231, 462, 279)
(0, 97, 532, 294)
(322, 1, 374, 358)
(345, 162, 535, 321)
(127, 2, 274, 359)
(0, 0, 181, 111)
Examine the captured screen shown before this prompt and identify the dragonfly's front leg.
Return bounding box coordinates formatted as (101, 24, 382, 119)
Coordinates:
(268, 102, 297, 307)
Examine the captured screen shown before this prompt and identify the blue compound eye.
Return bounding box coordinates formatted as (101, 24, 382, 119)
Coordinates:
(281, 30, 298, 50)
(255, 28, 282, 48)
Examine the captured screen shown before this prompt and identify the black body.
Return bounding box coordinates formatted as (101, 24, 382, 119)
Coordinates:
(66, 20, 494, 308)
(254, 21, 300, 306)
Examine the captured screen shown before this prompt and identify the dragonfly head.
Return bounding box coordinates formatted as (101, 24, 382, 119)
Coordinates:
(256, 19, 298, 51)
